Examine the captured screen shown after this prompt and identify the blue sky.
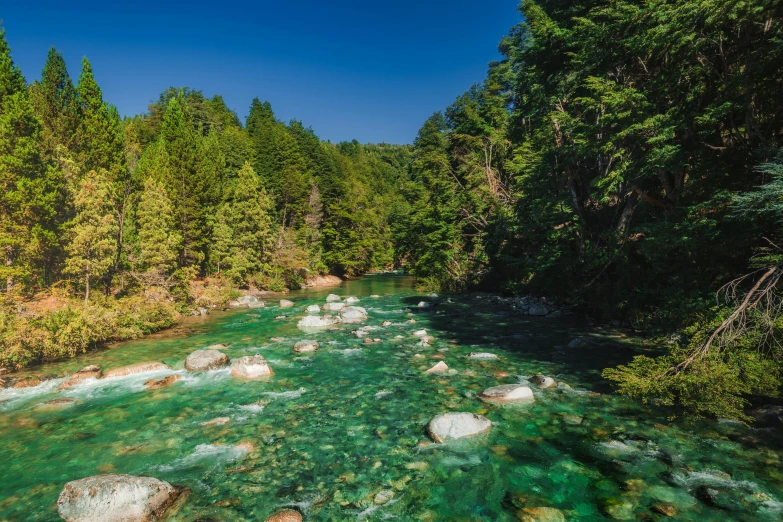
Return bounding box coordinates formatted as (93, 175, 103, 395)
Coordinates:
(2, 1, 521, 144)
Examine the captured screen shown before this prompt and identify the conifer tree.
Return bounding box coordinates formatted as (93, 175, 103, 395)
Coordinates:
(159, 94, 205, 268)
(29, 48, 81, 156)
(210, 162, 274, 284)
(0, 28, 25, 109)
(64, 170, 118, 302)
(76, 57, 125, 178)
(136, 177, 181, 279)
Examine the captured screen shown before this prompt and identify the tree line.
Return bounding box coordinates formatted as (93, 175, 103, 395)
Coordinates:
(0, 30, 409, 303)
(397, 0, 783, 419)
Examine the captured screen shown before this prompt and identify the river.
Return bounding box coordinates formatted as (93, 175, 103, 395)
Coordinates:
(1, 274, 781, 520)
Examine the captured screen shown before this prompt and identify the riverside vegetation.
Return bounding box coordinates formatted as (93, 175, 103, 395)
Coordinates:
(1, 0, 783, 507)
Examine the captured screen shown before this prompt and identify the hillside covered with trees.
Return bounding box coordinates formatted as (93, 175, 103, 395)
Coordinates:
(397, 0, 783, 419)
(0, 30, 410, 369)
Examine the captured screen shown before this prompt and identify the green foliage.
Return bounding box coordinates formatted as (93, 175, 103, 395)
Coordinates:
(63, 170, 119, 301)
(135, 177, 181, 276)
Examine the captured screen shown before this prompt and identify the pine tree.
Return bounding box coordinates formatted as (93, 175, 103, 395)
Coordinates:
(210, 162, 274, 284)
(76, 57, 125, 179)
(136, 177, 181, 278)
(64, 170, 118, 302)
(159, 94, 205, 269)
(29, 48, 81, 156)
(0, 27, 25, 109)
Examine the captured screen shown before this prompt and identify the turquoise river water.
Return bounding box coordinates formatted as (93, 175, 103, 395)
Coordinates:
(1, 274, 782, 521)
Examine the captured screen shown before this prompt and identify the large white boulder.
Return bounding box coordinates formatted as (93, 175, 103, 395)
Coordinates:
(231, 355, 274, 378)
(426, 412, 492, 443)
(306, 305, 321, 314)
(297, 315, 342, 329)
(340, 306, 368, 324)
(293, 340, 319, 353)
(184, 347, 229, 372)
(478, 384, 535, 403)
(322, 302, 346, 312)
(530, 375, 557, 389)
(57, 474, 180, 522)
(103, 362, 171, 379)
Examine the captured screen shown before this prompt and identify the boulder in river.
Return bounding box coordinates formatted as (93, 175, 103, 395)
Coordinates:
(298, 314, 342, 328)
(478, 384, 534, 403)
(322, 302, 346, 312)
(426, 412, 492, 443)
(57, 474, 181, 522)
(36, 398, 77, 410)
(468, 352, 498, 360)
(231, 355, 274, 379)
(13, 378, 42, 388)
(144, 375, 181, 390)
(567, 337, 591, 348)
(306, 305, 321, 314)
(103, 362, 171, 379)
(326, 293, 341, 302)
(293, 340, 319, 353)
(424, 361, 448, 374)
(230, 295, 263, 308)
(517, 507, 566, 522)
(280, 299, 295, 308)
(184, 348, 229, 372)
(528, 303, 549, 316)
(381, 320, 393, 327)
(60, 365, 102, 390)
(340, 306, 368, 324)
(530, 375, 557, 389)
(412, 329, 428, 337)
(345, 296, 360, 304)
(265, 510, 303, 522)
(417, 301, 432, 308)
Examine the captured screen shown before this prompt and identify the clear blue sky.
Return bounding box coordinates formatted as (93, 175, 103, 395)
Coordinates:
(2, 1, 521, 144)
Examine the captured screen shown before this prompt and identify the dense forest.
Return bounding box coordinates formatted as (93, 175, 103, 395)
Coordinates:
(2, 0, 783, 420)
(0, 30, 410, 369)
(397, 0, 783, 420)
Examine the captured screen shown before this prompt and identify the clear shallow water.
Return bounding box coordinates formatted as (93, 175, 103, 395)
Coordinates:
(1, 274, 782, 521)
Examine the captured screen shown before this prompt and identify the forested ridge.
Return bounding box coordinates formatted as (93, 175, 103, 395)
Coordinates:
(398, 0, 783, 419)
(2, 0, 783, 420)
(0, 30, 409, 369)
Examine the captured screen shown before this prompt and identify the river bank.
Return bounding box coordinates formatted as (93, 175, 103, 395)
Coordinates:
(2, 274, 782, 521)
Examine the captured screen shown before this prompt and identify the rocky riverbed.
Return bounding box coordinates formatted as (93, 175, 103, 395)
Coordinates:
(1, 274, 782, 521)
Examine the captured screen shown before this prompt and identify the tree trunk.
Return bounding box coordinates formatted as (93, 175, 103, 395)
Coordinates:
(84, 269, 90, 304)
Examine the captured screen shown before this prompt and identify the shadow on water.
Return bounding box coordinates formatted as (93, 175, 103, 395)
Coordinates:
(399, 293, 641, 394)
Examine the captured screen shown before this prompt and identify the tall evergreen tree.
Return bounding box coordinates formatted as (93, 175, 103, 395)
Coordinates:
(136, 177, 181, 278)
(76, 57, 125, 178)
(0, 27, 25, 109)
(29, 48, 81, 156)
(64, 170, 118, 302)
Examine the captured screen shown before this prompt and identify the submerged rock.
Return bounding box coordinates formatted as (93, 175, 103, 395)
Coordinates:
(231, 355, 274, 379)
(201, 416, 230, 427)
(374, 489, 395, 505)
(567, 337, 591, 348)
(57, 474, 181, 522)
(144, 375, 181, 390)
(279, 299, 295, 308)
(297, 315, 342, 328)
(293, 340, 319, 353)
(426, 412, 492, 442)
(184, 348, 229, 372)
(103, 362, 171, 379)
(264, 510, 303, 522)
(340, 306, 368, 324)
(326, 294, 341, 302)
(530, 375, 557, 389)
(36, 398, 77, 410)
(478, 384, 534, 403)
(424, 361, 448, 374)
(381, 320, 393, 327)
(517, 507, 566, 522)
(468, 352, 498, 360)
